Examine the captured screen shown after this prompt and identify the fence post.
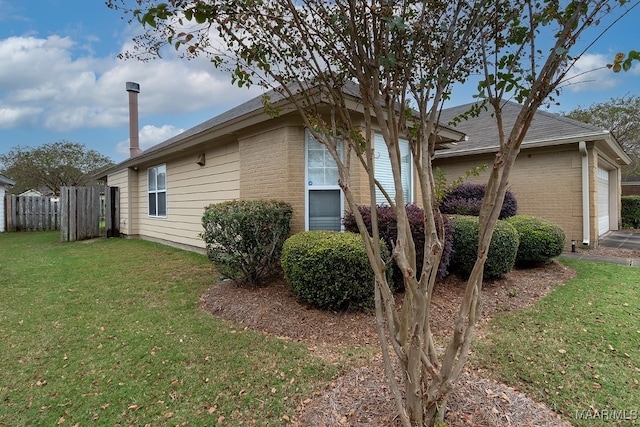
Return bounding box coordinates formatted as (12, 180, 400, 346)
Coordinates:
(6, 195, 14, 232)
(60, 187, 68, 241)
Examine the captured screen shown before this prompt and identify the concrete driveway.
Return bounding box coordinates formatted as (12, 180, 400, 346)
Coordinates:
(598, 231, 640, 250)
(562, 231, 640, 266)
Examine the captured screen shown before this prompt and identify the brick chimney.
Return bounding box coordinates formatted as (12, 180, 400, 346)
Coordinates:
(126, 82, 141, 158)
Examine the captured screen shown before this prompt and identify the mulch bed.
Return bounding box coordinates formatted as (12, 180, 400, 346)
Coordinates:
(200, 260, 582, 426)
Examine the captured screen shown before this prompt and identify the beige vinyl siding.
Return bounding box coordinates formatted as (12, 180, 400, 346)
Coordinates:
(434, 145, 583, 250)
(136, 141, 240, 251)
(106, 168, 130, 235)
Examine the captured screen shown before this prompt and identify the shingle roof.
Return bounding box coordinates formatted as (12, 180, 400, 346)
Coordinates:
(99, 81, 466, 177)
(135, 87, 286, 160)
(435, 101, 611, 157)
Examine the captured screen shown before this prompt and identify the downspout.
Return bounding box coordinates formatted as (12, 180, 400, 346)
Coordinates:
(579, 141, 590, 246)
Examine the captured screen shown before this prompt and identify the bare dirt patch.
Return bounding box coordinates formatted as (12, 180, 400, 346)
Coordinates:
(201, 261, 579, 426)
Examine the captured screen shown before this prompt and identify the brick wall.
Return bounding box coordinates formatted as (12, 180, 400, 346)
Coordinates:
(434, 145, 583, 249)
(239, 124, 306, 233)
(622, 184, 640, 196)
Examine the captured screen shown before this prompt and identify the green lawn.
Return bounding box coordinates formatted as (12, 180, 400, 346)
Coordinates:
(2, 233, 638, 426)
(0, 232, 343, 426)
(472, 258, 640, 426)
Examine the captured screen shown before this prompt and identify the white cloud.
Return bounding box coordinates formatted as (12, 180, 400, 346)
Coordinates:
(115, 124, 184, 158)
(562, 53, 620, 93)
(0, 33, 262, 133)
(0, 106, 42, 128)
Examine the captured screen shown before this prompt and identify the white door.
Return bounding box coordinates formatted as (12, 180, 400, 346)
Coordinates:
(597, 167, 610, 235)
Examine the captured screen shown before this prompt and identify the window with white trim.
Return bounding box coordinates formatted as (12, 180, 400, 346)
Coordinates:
(305, 130, 343, 231)
(148, 164, 167, 217)
(374, 133, 412, 204)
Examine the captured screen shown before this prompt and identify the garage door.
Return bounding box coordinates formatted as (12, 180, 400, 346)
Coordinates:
(597, 167, 610, 235)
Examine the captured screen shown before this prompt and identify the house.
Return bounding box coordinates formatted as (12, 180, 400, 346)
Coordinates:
(0, 174, 16, 233)
(18, 189, 44, 198)
(99, 89, 629, 253)
(434, 101, 631, 248)
(98, 85, 465, 253)
(622, 176, 640, 196)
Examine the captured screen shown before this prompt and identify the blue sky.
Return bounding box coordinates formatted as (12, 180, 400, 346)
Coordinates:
(1, 0, 639, 164)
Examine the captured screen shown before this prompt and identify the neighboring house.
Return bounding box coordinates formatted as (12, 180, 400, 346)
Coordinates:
(98, 85, 465, 253)
(0, 174, 16, 233)
(434, 102, 631, 248)
(18, 189, 59, 203)
(18, 189, 44, 197)
(622, 176, 640, 196)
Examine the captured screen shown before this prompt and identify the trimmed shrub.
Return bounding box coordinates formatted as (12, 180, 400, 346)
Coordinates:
(200, 199, 293, 287)
(440, 183, 518, 219)
(281, 231, 391, 311)
(342, 204, 453, 284)
(450, 216, 520, 279)
(507, 215, 565, 267)
(622, 196, 640, 229)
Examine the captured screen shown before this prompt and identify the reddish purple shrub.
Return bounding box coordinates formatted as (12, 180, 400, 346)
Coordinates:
(343, 204, 453, 287)
(440, 183, 517, 219)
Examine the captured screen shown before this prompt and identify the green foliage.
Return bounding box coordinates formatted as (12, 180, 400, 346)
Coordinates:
(0, 141, 114, 196)
(564, 94, 640, 178)
(450, 216, 519, 279)
(506, 215, 565, 267)
(200, 199, 293, 287)
(621, 196, 640, 229)
(281, 231, 390, 311)
(609, 50, 640, 73)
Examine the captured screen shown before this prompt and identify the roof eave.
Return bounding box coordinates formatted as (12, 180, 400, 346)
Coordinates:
(98, 103, 288, 179)
(434, 131, 630, 162)
(0, 175, 15, 186)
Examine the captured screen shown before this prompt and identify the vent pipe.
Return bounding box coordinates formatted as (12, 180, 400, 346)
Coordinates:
(126, 82, 141, 158)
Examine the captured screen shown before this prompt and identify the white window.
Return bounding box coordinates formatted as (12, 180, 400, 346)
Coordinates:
(374, 133, 412, 205)
(305, 131, 343, 231)
(148, 164, 167, 217)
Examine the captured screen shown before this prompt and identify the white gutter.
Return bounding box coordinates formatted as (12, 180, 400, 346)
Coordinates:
(433, 131, 610, 159)
(579, 141, 590, 246)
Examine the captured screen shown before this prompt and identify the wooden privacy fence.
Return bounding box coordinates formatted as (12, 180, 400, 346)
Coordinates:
(5, 195, 60, 232)
(59, 186, 120, 242)
(5, 186, 120, 241)
(60, 186, 99, 242)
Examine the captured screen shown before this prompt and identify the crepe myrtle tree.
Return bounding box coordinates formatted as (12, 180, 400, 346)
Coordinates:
(107, 0, 634, 424)
(609, 49, 640, 72)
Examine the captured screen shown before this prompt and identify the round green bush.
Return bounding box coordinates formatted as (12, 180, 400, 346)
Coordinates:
(450, 216, 520, 279)
(507, 215, 565, 267)
(200, 199, 293, 287)
(281, 231, 391, 311)
(622, 196, 640, 229)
